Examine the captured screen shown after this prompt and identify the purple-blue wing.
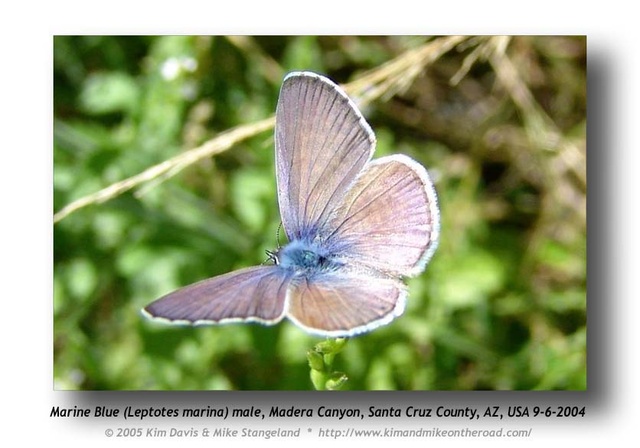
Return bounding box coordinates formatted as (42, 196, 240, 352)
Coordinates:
(324, 154, 440, 277)
(143, 266, 291, 325)
(286, 272, 407, 337)
(275, 71, 375, 242)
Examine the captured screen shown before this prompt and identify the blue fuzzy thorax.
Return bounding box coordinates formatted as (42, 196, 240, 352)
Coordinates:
(274, 239, 340, 276)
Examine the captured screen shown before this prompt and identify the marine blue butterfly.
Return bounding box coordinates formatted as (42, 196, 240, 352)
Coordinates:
(143, 71, 440, 337)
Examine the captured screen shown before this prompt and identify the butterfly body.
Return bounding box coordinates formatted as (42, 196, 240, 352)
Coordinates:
(143, 71, 440, 337)
(275, 239, 338, 275)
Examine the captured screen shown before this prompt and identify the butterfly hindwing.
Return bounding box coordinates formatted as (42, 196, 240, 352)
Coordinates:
(324, 154, 440, 278)
(285, 271, 407, 337)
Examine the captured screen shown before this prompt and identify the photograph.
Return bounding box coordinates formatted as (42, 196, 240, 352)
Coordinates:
(53, 35, 586, 391)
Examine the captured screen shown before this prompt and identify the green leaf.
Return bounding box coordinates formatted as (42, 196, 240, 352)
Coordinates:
(80, 72, 140, 115)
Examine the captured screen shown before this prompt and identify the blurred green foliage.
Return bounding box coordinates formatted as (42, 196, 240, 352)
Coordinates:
(53, 36, 586, 390)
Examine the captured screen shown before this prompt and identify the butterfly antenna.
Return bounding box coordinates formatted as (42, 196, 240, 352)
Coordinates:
(261, 222, 284, 266)
(276, 222, 283, 248)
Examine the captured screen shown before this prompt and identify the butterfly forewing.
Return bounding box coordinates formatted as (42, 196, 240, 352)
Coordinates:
(275, 72, 375, 242)
(325, 154, 440, 277)
(143, 266, 291, 325)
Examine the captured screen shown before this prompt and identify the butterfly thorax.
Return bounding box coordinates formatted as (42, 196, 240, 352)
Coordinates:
(273, 239, 337, 275)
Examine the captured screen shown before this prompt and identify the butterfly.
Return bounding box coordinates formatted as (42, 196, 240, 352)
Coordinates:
(143, 71, 440, 337)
